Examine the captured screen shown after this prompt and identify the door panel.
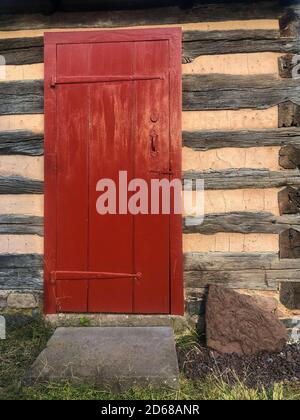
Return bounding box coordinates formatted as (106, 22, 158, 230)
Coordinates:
(44, 29, 183, 315)
(56, 279, 88, 313)
(134, 41, 170, 313)
(134, 78, 170, 313)
(57, 42, 133, 77)
(55, 85, 89, 312)
(89, 82, 134, 313)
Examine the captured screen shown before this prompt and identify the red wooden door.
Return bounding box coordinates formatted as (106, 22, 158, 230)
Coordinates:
(44, 29, 183, 315)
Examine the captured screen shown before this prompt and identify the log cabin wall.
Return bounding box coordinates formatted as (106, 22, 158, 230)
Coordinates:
(0, 0, 299, 323)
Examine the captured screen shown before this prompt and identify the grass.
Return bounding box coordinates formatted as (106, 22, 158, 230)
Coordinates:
(0, 317, 299, 400)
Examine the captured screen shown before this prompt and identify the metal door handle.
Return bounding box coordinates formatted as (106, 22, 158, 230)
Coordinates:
(150, 129, 158, 155)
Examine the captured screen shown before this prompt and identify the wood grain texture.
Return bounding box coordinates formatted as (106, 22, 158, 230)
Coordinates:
(279, 102, 300, 127)
(0, 37, 44, 65)
(279, 186, 300, 215)
(184, 269, 299, 290)
(182, 74, 300, 110)
(0, 268, 43, 290)
(183, 128, 300, 151)
(4, 75, 300, 115)
(280, 228, 300, 258)
(0, 130, 43, 156)
(3, 169, 295, 195)
(0, 29, 293, 66)
(0, 2, 283, 31)
(0, 253, 43, 268)
(183, 30, 300, 62)
(0, 80, 44, 115)
(0, 215, 43, 236)
(1, 212, 294, 236)
(0, 176, 43, 194)
(0, 20, 280, 40)
(279, 144, 300, 169)
(278, 53, 296, 78)
(184, 252, 300, 291)
(183, 168, 300, 190)
(184, 252, 300, 271)
(184, 212, 300, 234)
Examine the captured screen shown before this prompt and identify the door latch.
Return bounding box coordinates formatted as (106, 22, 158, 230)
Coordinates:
(150, 129, 158, 156)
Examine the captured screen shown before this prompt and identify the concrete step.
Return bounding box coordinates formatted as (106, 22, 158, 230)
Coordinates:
(25, 327, 179, 391)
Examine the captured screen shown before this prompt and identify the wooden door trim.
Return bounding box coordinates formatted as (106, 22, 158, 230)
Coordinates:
(44, 28, 183, 315)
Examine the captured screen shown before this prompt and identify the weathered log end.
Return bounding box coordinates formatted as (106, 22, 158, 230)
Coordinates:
(278, 54, 295, 78)
(280, 282, 300, 310)
(279, 186, 300, 215)
(279, 144, 300, 169)
(280, 228, 300, 259)
(279, 102, 300, 128)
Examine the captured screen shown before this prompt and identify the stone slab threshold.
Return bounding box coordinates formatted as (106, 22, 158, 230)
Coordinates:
(25, 327, 179, 391)
(46, 314, 189, 334)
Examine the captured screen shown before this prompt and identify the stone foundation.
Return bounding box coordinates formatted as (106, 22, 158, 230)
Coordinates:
(0, 290, 42, 314)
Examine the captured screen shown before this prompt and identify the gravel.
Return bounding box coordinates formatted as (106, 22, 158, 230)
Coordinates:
(177, 342, 300, 389)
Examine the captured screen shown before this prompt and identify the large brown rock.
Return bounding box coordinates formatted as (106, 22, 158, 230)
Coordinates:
(206, 285, 288, 355)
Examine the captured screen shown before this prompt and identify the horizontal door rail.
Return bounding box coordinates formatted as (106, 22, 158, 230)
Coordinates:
(50, 270, 142, 284)
(51, 75, 165, 87)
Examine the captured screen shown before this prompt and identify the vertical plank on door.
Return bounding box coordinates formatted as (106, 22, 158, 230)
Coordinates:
(134, 41, 170, 314)
(89, 82, 134, 313)
(55, 84, 90, 312)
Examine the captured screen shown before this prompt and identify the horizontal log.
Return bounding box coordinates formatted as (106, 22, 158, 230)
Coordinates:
(184, 251, 300, 290)
(183, 212, 300, 234)
(2, 169, 300, 194)
(3, 169, 298, 193)
(0, 176, 43, 194)
(184, 252, 300, 271)
(1, 211, 297, 237)
(0, 130, 44, 156)
(0, 268, 43, 290)
(0, 2, 283, 31)
(182, 74, 300, 110)
(183, 30, 300, 62)
(184, 268, 300, 290)
(0, 81, 44, 115)
(0, 215, 43, 236)
(183, 168, 300, 190)
(0, 37, 44, 65)
(0, 29, 294, 67)
(183, 128, 300, 151)
(4, 75, 300, 115)
(0, 254, 43, 269)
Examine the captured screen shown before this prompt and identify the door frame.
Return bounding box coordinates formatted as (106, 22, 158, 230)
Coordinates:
(44, 28, 183, 315)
